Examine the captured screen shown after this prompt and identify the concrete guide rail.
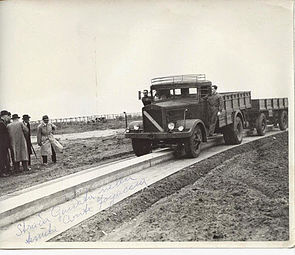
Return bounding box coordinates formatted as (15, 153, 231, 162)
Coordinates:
(0, 127, 278, 229)
(0, 149, 172, 229)
(0, 135, 223, 229)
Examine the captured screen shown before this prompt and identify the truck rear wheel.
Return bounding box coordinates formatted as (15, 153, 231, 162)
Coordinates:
(132, 139, 152, 156)
(279, 111, 288, 130)
(223, 116, 243, 145)
(256, 113, 267, 136)
(184, 125, 202, 158)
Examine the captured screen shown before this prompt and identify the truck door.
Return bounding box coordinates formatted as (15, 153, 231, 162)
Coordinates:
(199, 86, 211, 128)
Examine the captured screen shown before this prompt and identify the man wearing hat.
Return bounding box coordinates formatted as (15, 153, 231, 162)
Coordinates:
(7, 112, 12, 124)
(37, 115, 57, 165)
(22, 114, 32, 167)
(0, 110, 11, 177)
(7, 114, 29, 172)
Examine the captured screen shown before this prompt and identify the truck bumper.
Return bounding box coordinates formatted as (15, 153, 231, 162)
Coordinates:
(125, 131, 192, 140)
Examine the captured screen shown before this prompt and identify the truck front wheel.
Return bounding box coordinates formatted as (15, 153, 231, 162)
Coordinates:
(256, 113, 267, 136)
(132, 139, 152, 156)
(279, 111, 288, 130)
(184, 125, 203, 158)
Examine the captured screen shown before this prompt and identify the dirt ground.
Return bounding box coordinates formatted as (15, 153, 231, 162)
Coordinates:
(30, 119, 139, 136)
(0, 132, 133, 196)
(51, 131, 289, 242)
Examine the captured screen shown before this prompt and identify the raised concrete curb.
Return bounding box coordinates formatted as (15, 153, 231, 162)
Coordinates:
(0, 137, 224, 229)
(0, 149, 173, 228)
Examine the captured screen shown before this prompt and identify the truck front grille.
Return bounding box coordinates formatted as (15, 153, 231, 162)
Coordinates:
(166, 110, 185, 123)
(143, 108, 164, 132)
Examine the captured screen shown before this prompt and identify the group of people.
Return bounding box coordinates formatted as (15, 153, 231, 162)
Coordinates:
(0, 111, 59, 177)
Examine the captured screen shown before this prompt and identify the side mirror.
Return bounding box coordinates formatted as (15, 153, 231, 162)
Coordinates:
(138, 91, 142, 100)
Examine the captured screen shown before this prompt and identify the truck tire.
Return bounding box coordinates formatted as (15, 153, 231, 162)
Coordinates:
(132, 139, 152, 156)
(173, 144, 185, 159)
(256, 113, 267, 136)
(223, 116, 243, 145)
(279, 111, 288, 130)
(184, 125, 202, 158)
(222, 128, 233, 145)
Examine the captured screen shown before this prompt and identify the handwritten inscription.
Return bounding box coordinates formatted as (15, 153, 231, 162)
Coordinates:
(25, 223, 57, 244)
(96, 176, 148, 209)
(16, 212, 51, 237)
(14, 176, 147, 244)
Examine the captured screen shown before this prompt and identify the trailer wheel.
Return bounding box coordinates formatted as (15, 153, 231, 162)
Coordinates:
(256, 113, 267, 136)
(185, 125, 202, 158)
(132, 139, 152, 156)
(223, 116, 243, 145)
(279, 111, 288, 130)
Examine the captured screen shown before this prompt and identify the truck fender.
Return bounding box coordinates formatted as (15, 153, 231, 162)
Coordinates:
(127, 120, 143, 131)
(232, 110, 245, 127)
(176, 119, 207, 142)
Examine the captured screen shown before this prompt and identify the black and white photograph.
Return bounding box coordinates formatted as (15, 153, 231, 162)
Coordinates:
(0, 0, 294, 250)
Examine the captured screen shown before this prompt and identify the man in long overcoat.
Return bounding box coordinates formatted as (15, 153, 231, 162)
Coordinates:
(207, 85, 223, 136)
(7, 114, 29, 172)
(37, 115, 57, 164)
(22, 114, 32, 166)
(0, 110, 11, 177)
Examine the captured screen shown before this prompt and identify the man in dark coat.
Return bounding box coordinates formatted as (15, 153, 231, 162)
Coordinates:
(22, 114, 32, 167)
(0, 110, 11, 177)
(207, 85, 223, 136)
(142, 90, 152, 106)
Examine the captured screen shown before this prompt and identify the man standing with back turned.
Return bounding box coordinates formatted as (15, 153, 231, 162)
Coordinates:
(7, 114, 29, 172)
(207, 85, 223, 136)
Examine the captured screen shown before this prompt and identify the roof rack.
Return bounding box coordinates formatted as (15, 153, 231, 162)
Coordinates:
(151, 74, 206, 85)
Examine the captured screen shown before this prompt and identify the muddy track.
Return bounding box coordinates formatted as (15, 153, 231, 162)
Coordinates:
(51, 132, 288, 242)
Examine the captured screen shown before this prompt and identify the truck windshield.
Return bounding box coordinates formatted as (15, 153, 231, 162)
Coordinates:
(153, 87, 197, 100)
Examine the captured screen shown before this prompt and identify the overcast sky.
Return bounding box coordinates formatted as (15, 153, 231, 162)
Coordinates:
(0, 0, 293, 120)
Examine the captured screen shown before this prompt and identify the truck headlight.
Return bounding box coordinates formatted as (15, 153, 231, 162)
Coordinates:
(133, 125, 140, 130)
(168, 122, 175, 130)
(178, 125, 184, 131)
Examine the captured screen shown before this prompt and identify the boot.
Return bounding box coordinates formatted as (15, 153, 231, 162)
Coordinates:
(22, 161, 28, 171)
(14, 162, 21, 172)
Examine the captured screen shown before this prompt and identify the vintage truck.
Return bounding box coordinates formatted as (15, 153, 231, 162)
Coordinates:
(125, 74, 288, 157)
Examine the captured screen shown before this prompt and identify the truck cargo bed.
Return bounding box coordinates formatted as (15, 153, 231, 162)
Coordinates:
(251, 98, 288, 111)
(220, 91, 252, 111)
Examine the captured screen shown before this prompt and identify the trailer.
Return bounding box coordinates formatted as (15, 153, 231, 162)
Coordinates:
(217, 93, 288, 144)
(125, 74, 288, 157)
